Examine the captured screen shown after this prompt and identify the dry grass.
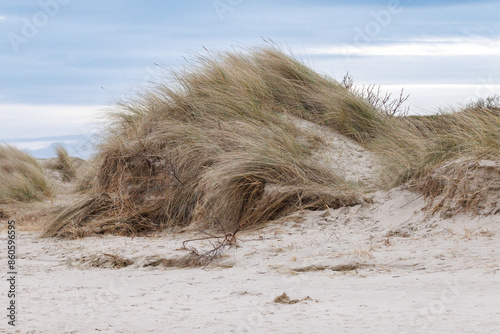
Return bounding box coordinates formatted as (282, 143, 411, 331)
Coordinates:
(51, 145, 77, 182)
(44, 46, 375, 238)
(143, 252, 213, 268)
(74, 251, 208, 269)
(274, 292, 300, 304)
(0, 145, 53, 203)
(79, 253, 134, 269)
(74, 159, 98, 192)
(370, 97, 500, 213)
(416, 159, 500, 216)
(372, 98, 500, 186)
(43, 46, 500, 238)
(367, 96, 500, 216)
(293, 263, 361, 272)
(0, 208, 9, 219)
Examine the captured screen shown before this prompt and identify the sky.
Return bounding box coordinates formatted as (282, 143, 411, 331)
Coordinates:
(1, 0, 499, 157)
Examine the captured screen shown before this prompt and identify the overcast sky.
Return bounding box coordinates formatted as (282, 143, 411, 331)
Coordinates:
(1, 0, 500, 146)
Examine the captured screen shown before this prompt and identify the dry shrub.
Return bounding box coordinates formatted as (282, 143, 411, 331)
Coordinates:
(341, 72, 409, 117)
(43, 46, 373, 238)
(0, 145, 53, 203)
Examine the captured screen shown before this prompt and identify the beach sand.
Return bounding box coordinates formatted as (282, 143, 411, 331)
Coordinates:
(1, 120, 499, 333)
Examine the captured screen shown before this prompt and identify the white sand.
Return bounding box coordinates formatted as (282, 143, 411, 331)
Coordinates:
(1, 187, 499, 333)
(290, 116, 379, 187)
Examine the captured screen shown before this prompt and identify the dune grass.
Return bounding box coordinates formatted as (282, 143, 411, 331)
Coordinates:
(371, 97, 500, 187)
(75, 159, 98, 192)
(43, 46, 500, 238)
(0, 145, 53, 203)
(44, 46, 374, 238)
(368, 95, 500, 216)
(51, 145, 77, 182)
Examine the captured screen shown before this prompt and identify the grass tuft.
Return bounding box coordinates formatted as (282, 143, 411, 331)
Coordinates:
(371, 100, 500, 187)
(0, 145, 53, 203)
(51, 145, 77, 182)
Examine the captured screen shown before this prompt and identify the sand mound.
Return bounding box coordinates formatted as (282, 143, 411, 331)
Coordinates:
(41, 47, 499, 239)
(44, 47, 384, 238)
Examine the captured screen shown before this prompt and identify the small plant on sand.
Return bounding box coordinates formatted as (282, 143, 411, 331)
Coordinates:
(0, 145, 53, 203)
(274, 292, 300, 304)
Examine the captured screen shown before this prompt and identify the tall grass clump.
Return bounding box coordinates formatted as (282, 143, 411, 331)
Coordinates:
(0, 145, 53, 203)
(371, 96, 500, 187)
(52, 145, 77, 182)
(370, 95, 500, 217)
(44, 46, 377, 238)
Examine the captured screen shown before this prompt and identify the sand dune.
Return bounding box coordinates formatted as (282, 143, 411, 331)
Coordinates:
(1, 48, 499, 333)
(1, 123, 499, 333)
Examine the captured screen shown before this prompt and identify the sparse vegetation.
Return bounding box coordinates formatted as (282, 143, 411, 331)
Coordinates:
(341, 72, 410, 117)
(80, 253, 134, 269)
(293, 263, 362, 272)
(274, 292, 300, 304)
(142, 252, 205, 268)
(415, 159, 500, 216)
(0, 145, 53, 203)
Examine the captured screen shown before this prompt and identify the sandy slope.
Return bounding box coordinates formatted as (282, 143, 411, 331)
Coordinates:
(1, 126, 499, 333)
(1, 187, 499, 333)
(291, 116, 379, 188)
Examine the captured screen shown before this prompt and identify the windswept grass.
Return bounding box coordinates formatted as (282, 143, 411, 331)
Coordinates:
(44, 46, 372, 238)
(369, 95, 500, 215)
(0, 145, 53, 203)
(51, 145, 77, 182)
(43, 45, 500, 238)
(372, 98, 500, 187)
(75, 159, 98, 192)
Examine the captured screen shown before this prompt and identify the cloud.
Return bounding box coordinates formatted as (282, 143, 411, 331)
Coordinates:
(7, 139, 78, 151)
(0, 104, 106, 140)
(308, 38, 500, 57)
(306, 0, 498, 7)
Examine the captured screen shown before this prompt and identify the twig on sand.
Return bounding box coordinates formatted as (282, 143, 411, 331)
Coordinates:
(182, 219, 241, 267)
